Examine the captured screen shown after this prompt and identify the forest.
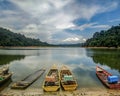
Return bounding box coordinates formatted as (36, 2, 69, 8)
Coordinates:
(0, 27, 49, 46)
(85, 24, 120, 48)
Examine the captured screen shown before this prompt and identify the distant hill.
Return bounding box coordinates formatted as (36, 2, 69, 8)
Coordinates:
(85, 24, 120, 48)
(55, 43, 83, 47)
(0, 27, 50, 46)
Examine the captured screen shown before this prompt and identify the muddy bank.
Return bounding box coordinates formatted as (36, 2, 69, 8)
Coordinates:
(1, 87, 120, 96)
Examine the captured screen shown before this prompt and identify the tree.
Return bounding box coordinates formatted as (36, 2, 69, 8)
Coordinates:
(85, 24, 120, 48)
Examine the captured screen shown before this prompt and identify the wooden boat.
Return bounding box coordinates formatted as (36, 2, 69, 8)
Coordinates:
(0, 65, 12, 85)
(11, 68, 45, 89)
(96, 66, 120, 89)
(60, 65, 78, 91)
(43, 64, 60, 91)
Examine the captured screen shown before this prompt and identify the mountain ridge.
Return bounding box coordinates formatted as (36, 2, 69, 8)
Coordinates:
(0, 27, 50, 46)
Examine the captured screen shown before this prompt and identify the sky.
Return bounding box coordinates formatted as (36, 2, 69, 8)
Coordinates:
(0, 0, 120, 44)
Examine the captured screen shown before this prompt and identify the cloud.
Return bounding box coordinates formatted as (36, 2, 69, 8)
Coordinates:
(109, 18, 120, 22)
(15, 24, 52, 42)
(63, 37, 86, 44)
(0, 0, 119, 44)
(0, 6, 32, 30)
(77, 23, 97, 31)
(47, 31, 86, 44)
(91, 25, 110, 29)
(63, 37, 79, 42)
(71, 23, 110, 31)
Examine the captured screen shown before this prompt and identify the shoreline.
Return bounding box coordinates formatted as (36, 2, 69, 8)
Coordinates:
(1, 87, 120, 96)
(84, 46, 120, 49)
(0, 46, 120, 49)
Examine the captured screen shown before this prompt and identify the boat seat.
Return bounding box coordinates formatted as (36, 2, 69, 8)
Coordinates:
(55, 81, 59, 85)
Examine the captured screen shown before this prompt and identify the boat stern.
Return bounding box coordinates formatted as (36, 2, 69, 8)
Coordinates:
(43, 86, 60, 92)
(62, 84, 77, 91)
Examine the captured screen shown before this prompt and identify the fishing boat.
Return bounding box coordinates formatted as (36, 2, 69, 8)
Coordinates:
(43, 64, 60, 91)
(60, 65, 78, 91)
(11, 68, 45, 89)
(0, 65, 12, 85)
(96, 66, 120, 89)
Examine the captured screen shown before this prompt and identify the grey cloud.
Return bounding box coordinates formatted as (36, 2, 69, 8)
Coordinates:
(0, 0, 119, 44)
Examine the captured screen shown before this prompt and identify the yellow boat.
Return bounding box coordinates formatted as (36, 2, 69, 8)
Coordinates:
(60, 65, 78, 91)
(42, 64, 60, 91)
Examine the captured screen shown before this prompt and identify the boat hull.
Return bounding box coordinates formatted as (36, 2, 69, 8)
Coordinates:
(11, 69, 45, 89)
(61, 84, 77, 91)
(0, 73, 12, 85)
(11, 83, 29, 89)
(43, 86, 60, 92)
(43, 65, 60, 92)
(60, 66, 78, 91)
(96, 66, 120, 89)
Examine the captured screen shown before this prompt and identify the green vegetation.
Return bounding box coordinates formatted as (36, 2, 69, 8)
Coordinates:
(54, 43, 83, 47)
(0, 27, 49, 46)
(85, 24, 120, 48)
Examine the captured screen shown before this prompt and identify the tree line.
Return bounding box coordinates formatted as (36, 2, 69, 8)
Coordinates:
(85, 24, 120, 48)
(0, 27, 50, 46)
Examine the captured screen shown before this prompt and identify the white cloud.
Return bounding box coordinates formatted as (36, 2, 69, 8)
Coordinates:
(62, 37, 86, 44)
(63, 37, 79, 42)
(56, 22, 75, 29)
(45, 30, 86, 44)
(109, 18, 120, 22)
(0, 0, 119, 44)
(78, 23, 97, 31)
(91, 25, 110, 29)
(72, 23, 110, 31)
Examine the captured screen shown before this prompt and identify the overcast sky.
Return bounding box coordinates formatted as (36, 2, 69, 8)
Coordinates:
(0, 0, 120, 44)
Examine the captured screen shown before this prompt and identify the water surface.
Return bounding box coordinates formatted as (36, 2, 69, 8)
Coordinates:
(0, 47, 120, 91)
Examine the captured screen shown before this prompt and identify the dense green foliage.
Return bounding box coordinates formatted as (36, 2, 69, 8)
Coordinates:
(85, 24, 120, 47)
(54, 43, 83, 47)
(0, 27, 49, 46)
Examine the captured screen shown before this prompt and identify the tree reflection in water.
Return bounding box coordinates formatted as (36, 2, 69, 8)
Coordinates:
(0, 55, 25, 65)
(86, 48, 120, 72)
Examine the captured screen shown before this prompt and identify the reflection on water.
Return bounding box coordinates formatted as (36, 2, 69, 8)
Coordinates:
(86, 48, 120, 78)
(0, 55, 25, 65)
(86, 48, 120, 71)
(0, 47, 120, 91)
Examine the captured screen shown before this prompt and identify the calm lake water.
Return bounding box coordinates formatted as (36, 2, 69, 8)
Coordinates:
(0, 47, 120, 91)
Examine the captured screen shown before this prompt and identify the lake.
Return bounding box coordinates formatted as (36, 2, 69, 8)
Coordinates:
(0, 47, 120, 91)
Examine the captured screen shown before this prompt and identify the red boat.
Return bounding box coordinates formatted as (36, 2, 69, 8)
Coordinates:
(96, 66, 120, 89)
